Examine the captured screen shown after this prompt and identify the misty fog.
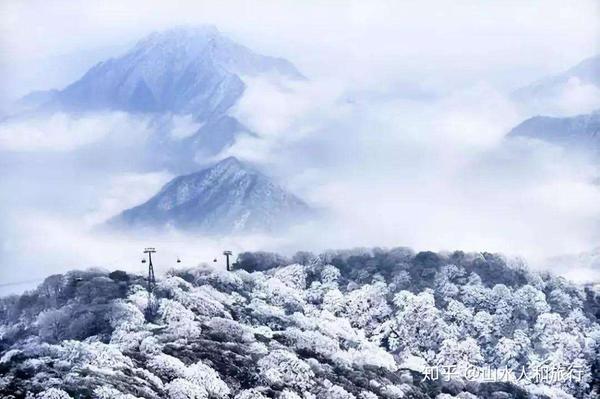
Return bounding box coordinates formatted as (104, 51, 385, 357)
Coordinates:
(1, 0, 599, 294)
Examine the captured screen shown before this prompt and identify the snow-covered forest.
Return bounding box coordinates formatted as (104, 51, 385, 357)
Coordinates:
(0, 248, 598, 398)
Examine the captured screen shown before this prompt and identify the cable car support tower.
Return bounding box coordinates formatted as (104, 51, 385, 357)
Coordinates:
(142, 248, 157, 317)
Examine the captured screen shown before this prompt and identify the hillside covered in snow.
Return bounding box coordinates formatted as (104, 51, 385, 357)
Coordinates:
(0, 248, 599, 398)
(508, 110, 600, 159)
(11, 25, 304, 171)
(23, 25, 303, 117)
(108, 157, 314, 233)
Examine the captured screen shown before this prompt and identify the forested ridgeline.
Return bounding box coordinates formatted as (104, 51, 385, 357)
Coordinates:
(0, 248, 599, 398)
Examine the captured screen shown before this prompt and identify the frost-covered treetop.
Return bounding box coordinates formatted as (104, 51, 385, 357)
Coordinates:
(0, 248, 598, 398)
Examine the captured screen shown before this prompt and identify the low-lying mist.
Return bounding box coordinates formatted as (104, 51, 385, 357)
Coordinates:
(1, 74, 599, 295)
(227, 77, 600, 275)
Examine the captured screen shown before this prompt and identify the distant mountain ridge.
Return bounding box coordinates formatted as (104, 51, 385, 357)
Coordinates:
(15, 25, 303, 168)
(512, 55, 600, 115)
(29, 25, 303, 118)
(513, 55, 600, 100)
(108, 156, 313, 233)
(508, 110, 600, 155)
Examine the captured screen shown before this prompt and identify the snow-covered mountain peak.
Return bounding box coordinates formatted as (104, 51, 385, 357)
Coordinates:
(138, 25, 220, 46)
(108, 156, 314, 233)
(130, 25, 222, 65)
(118, 25, 304, 85)
(210, 155, 244, 170)
(24, 25, 303, 118)
(134, 25, 304, 79)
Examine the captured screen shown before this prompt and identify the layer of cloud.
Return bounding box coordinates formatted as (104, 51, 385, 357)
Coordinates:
(227, 74, 600, 268)
(0, 1, 599, 291)
(537, 78, 600, 117)
(1, 79, 599, 288)
(0, 112, 152, 152)
(0, 209, 289, 296)
(169, 114, 204, 140)
(83, 171, 174, 226)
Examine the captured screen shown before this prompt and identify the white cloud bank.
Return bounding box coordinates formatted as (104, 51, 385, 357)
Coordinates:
(0, 112, 152, 152)
(538, 78, 600, 117)
(227, 74, 600, 271)
(0, 1, 599, 289)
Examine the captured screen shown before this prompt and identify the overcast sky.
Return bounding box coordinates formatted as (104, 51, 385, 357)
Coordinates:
(1, 0, 598, 106)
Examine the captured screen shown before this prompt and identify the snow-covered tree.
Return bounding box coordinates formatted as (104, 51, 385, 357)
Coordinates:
(127, 285, 150, 313)
(320, 265, 341, 287)
(206, 317, 253, 342)
(324, 385, 355, 399)
(109, 300, 145, 331)
(436, 337, 483, 372)
(36, 308, 70, 343)
(322, 289, 345, 316)
(335, 340, 397, 370)
(38, 275, 66, 306)
(492, 298, 514, 337)
(93, 386, 140, 399)
(158, 299, 201, 340)
(493, 329, 530, 369)
(148, 353, 187, 381)
(165, 378, 208, 399)
(434, 264, 465, 303)
(358, 391, 378, 399)
(513, 285, 550, 322)
(57, 340, 133, 371)
(110, 327, 151, 352)
(258, 350, 314, 390)
(444, 300, 473, 338)
(459, 273, 493, 311)
(279, 389, 302, 399)
(380, 384, 409, 399)
(391, 291, 445, 358)
(389, 270, 411, 292)
(471, 310, 495, 345)
(234, 388, 268, 399)
(183, 361, 230, 398)
(36, 388, 72, 399)
(108, 300, 149, 351)
(273, 264, 307, 290)
(283, 327, 339, 360)
(261, 278, 306, 313)
(159, 277, 227, 318)
(345, 281, 391, 331)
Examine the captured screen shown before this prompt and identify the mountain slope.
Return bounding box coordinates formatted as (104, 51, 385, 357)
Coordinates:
(15, 26, 303, 167)
(109, 157, 313, 233)
(0, 248, 598, 398)
(512, 55, 600, 115)
(508, 110, 600, 155)
(35, 25, 302, 119)
(514, 55, 600, 99)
